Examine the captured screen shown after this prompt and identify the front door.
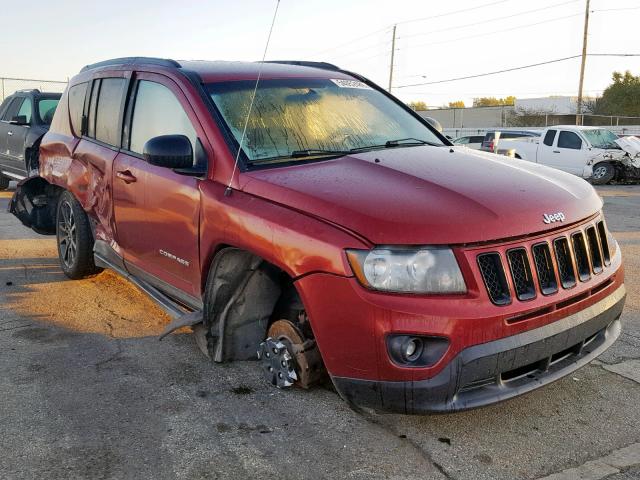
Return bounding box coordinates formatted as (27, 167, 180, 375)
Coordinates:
(113, 74, 206, 302)
(546, 130, 586, 175)
(0, 97, 29, 176)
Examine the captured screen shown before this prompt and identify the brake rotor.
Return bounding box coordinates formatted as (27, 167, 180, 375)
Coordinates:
(258, 319, 325, 389)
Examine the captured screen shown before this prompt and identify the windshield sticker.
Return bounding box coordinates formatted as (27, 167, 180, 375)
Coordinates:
(330, 79, 373, 90)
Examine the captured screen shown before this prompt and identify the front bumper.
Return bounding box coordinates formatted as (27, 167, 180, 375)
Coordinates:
(332, 284, 625, 414)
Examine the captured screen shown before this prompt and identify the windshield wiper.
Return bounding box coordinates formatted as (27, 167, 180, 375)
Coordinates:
(289, 149, 350, 158)
(249, 149, 350, 166)
(350, 138, 440, 153)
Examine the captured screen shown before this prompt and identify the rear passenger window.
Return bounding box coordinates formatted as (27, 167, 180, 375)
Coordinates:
(87, 81, 100, 138)
(129, 80, 196, 158)
(68, 83, 88, 136)
(543, 130, 556, 146)
(558, 131, 582, 150)
(95, 78, 127, 146)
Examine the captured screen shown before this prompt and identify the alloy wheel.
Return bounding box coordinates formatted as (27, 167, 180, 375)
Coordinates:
(58, 200, 77, 268)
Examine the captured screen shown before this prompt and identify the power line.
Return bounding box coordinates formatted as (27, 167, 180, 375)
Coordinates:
(311, 0, 515, 58)
(397, 0, 580, 40)
(395, 0, 513, 25)
(396, 53, 640, 88)
(401, 12, 583, 51)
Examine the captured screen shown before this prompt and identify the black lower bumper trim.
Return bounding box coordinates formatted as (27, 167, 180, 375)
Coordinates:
(333, 285, 626, 414)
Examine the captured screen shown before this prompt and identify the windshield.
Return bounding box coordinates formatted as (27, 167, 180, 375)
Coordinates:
(207, 78, 444, 166)
(581, 129, 619, 149)
(38, 98, 60, 125)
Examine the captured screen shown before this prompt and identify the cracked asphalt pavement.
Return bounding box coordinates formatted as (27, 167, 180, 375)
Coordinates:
(0, 184, 639, 480)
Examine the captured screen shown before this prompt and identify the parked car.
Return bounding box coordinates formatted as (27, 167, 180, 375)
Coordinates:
(11, 57, 625, 414)
(501, 126, 640, 184)
(480, 129, 541, 156)
(452, 135, 484, 150)
(0, 89, 61, 188)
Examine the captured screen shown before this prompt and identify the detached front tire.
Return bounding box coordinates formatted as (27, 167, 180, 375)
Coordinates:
(56, 191, 102, 279)
(592, 162, 616, 185)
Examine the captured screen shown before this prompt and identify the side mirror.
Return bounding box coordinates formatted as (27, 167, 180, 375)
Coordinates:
(10, 115, 28, 125)
(143, 135, 193, 169)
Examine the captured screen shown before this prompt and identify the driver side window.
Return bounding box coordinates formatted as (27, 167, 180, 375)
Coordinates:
(557, 131, 582, 150)
(17, 98, 32, 123)
(129, 80, 197, 162)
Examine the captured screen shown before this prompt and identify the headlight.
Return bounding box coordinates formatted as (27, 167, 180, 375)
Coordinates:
(346, 247, 466, 294)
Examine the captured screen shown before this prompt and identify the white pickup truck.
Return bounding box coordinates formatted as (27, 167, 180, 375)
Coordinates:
(497, 126, 640, 184)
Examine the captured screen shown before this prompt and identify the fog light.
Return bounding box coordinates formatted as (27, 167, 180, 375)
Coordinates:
(387, 334, 450, 367)
(403, 337, 423, 362)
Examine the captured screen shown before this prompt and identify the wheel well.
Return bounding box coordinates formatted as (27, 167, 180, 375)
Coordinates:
(202, 247, 310, 362)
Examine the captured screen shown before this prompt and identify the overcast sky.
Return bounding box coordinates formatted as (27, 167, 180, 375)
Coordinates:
(1, 0, 639, 106)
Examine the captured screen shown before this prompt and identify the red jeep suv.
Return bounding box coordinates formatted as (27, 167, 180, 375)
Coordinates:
(11, 57, 625, 413)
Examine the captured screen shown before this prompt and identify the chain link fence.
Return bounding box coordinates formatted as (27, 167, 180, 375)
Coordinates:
(1, 77, 68, 102)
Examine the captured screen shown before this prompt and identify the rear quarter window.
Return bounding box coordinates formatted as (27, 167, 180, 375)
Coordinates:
(68, 83, 88, 136)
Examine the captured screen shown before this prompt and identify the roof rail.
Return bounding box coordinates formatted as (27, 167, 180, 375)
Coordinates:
(16, 88, 41, 93)
(81, 57, 181, 72)
(264, 60, 341, 71)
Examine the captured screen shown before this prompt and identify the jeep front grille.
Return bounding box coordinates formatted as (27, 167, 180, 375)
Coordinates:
(571, 232, 591, 282)
(532, 243, 558, 295)
(554, 237, 577, 289)
(586, 226, 603, 274)
(507, 248, 536, 301)
(477, 220, 613, 305)
(477, 253, 511, 306)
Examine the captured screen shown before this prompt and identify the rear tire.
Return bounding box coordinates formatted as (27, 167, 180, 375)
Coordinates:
(591, 162, 616, 185)
(0, 175, 9, 191)
(56, 191, 102, 279)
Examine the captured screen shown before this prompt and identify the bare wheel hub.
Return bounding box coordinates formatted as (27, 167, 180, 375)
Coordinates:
(258, 337, 298, 388)
(258, 319, 325, 389)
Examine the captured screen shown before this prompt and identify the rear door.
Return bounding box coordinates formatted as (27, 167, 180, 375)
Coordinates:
(113, 73, 206, 304)
(6, 96, 33, 173)
(0, 97, 26, 176)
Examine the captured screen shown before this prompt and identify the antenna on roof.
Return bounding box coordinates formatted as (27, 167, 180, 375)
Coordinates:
(224, 0, 281, 196)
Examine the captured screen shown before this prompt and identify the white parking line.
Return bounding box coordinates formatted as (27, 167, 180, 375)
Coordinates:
(537, 443, 640, 480)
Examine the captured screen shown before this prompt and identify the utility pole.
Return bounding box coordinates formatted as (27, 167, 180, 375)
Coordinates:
(576, 0, 590, 125)
(388, 25, 397, 93)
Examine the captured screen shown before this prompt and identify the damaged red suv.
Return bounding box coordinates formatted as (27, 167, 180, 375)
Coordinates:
(11, 57, 625, 413)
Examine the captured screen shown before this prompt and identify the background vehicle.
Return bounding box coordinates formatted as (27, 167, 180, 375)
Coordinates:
(0, 89, 61, 188)
(502, 126, 640, 184)
(480, 129, 541, 156)
(10, 58, 625, 414)
(452, 135, 484, 150)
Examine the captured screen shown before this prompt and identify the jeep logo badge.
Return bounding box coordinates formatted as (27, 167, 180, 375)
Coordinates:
(543, 212, 566, 224)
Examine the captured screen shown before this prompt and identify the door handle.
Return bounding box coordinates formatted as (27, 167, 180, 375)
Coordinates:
(7, 131, 13, 136)
(553, 150, 560, 153)
(116, 170, 137, 184)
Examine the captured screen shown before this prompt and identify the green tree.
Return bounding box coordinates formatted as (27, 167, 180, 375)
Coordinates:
(472, 96, 516, 107)
(448, 100, 465, 108)
(594, 71, 640, 116)
(408, 100, 428, 111)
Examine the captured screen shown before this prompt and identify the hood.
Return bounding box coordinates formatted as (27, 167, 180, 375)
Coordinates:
(241, 146, 602, 245)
